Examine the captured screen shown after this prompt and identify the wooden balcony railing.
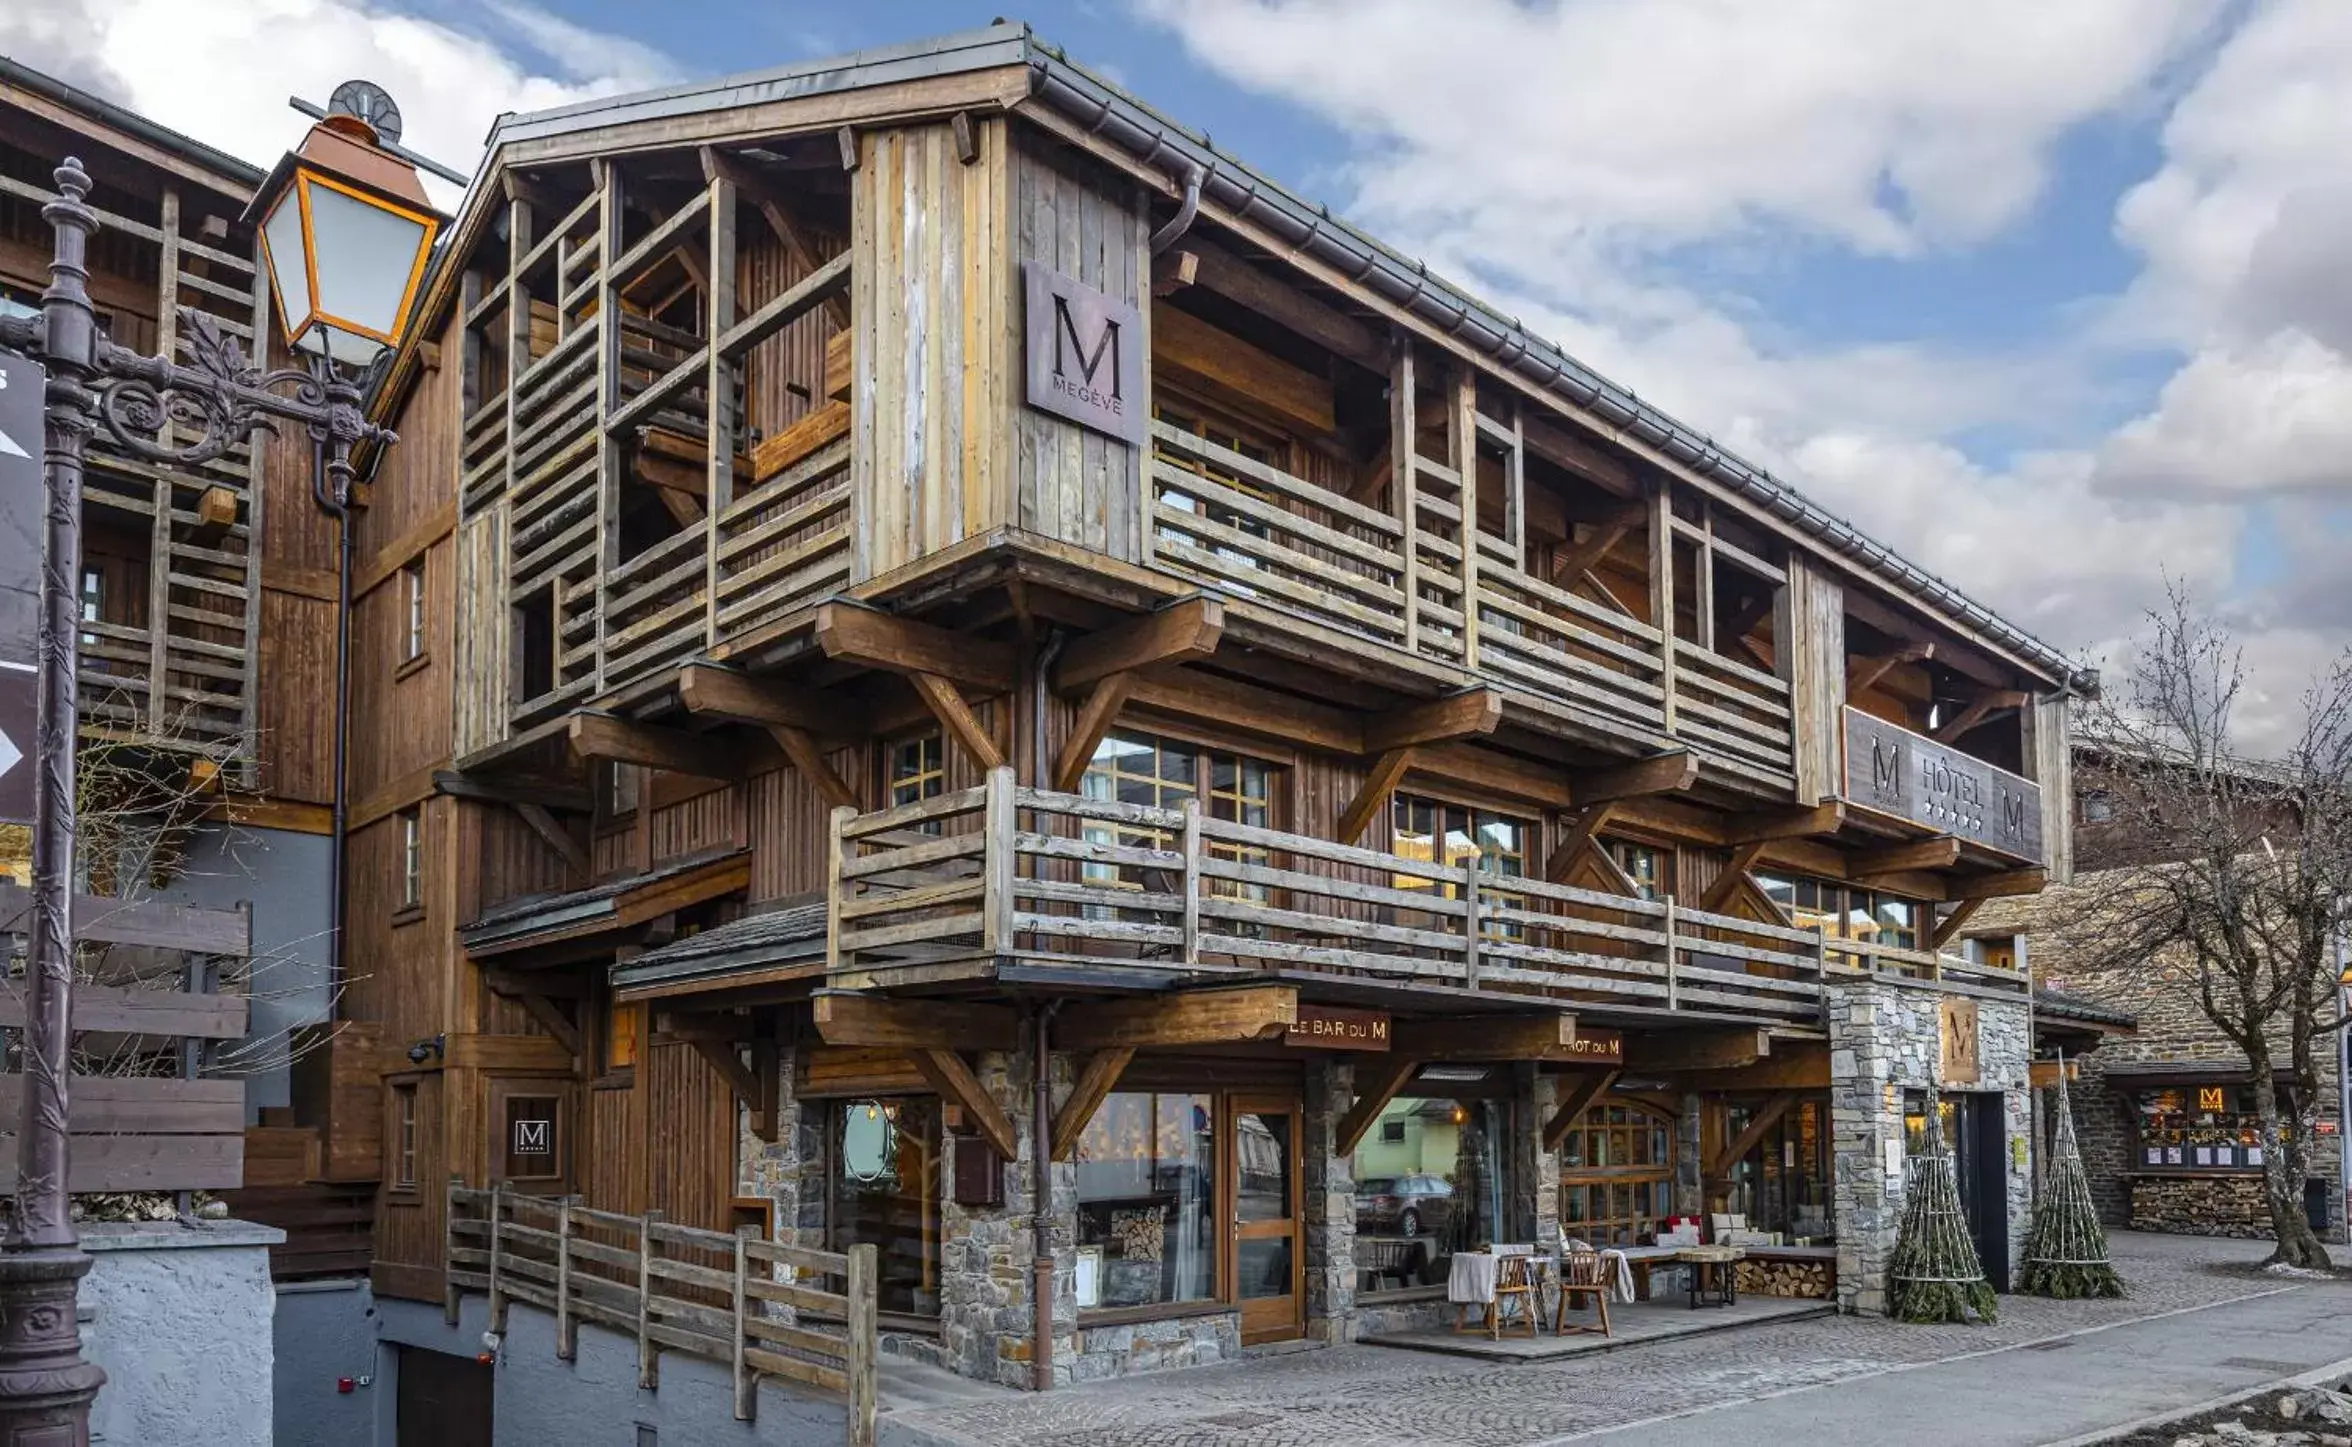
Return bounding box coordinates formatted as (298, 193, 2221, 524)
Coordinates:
(447, 1184, 877, 1445)
(1147, 421, 1797, 792)
(825, 769, 2021, 1014)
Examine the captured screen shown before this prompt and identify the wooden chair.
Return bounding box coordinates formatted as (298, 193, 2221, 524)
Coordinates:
(1489, 1250, 1540, 1339)
(1555, 1244, 1613, 1338)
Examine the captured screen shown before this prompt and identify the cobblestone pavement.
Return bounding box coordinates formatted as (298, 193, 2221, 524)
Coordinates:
(882, 1234, 2349, 1447)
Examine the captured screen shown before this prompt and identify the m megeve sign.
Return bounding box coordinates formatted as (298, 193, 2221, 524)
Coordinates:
(1021, 260, 1147, 447)
(1842, 706, 2044, 863)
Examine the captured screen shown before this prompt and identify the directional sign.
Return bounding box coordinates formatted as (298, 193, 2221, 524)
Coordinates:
(0, 351, 43, 673)
(0, 665, 33, 825)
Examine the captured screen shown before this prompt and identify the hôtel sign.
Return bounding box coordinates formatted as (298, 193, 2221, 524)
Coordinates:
(1842, 707, 2044, 863)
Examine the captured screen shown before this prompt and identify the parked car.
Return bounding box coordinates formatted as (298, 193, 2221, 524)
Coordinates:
(1355, 1173, 1454, 1237)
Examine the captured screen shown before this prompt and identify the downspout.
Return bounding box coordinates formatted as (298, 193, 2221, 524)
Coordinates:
(311, 433, 353, 1003)
(1148, 160, 1204, 256)
(1029, 628, 1066, 1391)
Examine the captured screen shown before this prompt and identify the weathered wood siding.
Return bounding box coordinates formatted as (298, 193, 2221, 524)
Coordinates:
(451, 505, 507, 760)
(2024, 691, 2074, 885)
(1774, 554, 1845, 804)
(852, 117, 1017, 581)
(1013, 130, 1149, 562)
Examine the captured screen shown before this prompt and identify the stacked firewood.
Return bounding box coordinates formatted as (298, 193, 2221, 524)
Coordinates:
(1735, 1258, 1833, 1298)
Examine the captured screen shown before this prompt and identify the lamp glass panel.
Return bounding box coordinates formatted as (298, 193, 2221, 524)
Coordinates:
(302, 175, 426, 339)
(261, 187, 312, 339)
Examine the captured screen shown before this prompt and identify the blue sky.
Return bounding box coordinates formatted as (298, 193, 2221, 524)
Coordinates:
(12, 0, 2350, 749)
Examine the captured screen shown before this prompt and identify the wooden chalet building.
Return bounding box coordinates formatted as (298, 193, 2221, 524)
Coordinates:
(337, 25, 2092, 1399)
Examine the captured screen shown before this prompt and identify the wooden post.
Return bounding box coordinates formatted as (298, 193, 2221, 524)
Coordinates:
(1462, 862, 1482, 990)
(1814, 923, 1832, 1031)
(637, 1209, 662, 1389)
(847, 1242, 878, 1447)
(1180, 798, 1201, 964)
(826, 804, 852, 977)
(1663, 894, 1680, 1011)
(555, 1198, 576, 1360)
(1649, 482, 1678, 732)
(731, 1229, 755, 1421)
(1453, 367, 1481, 671)
(1391, 337, 1420, 655)
(705, 168, 737, 646)
(592, 159, 624, 692)
(147, 184, 180, 733)
(486, 1180, 508, 1333)
(985, 765, 1017, 955)
(443, 1177, 464, 1325)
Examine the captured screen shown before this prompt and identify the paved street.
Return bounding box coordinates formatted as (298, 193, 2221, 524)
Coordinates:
(882, 1234, 2352, 1447)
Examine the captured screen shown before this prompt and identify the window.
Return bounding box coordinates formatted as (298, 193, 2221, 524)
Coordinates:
(391, 1084, 419, 1190)
(2080, 788, 2115, 825)
(79, 567, 102, 648)
(1560, 1101, 1677, 1246)
(1609, 839, 1670, 901)
(887, 732, 946, 830)
(2130, 1084, 2279, 1170)
(827, 1097, 942, 1317)
(1718, 1096, 1833, 1242)
(1755, 872, 1924, 964)
(1075, 1092, 1217, 1309)
(600, 761, 641, 822)
(398, 809, 422, 911)
(1081, 732, 1278, 901)
(603, 1001, 642, 1074)
(1350, 1093, 1520, 1291)
(1379, 1119, 1408, 1145)
(401, 560, 427, 663)
(1392, 795, 1528, 936)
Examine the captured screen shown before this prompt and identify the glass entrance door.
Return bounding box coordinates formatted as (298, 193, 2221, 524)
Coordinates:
(1229, 1095, 1303, 1344)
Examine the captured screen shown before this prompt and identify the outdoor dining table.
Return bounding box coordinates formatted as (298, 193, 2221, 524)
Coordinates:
(1446, 1248, 1552, 1332)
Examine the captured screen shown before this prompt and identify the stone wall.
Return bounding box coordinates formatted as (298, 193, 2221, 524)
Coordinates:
(1827, 979, 2031, 1314)
(1977, 866, 2346, 1243)
(273, 1277, 379, 1447)
(1301, 1059, 1355, 1344)
(83, 1220, 282, 1447)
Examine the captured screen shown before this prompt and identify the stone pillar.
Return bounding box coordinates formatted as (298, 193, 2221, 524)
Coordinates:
(1301, 1059, 1356, 1343)
(1674, 1092, 1704, 1218)
(1510, 1067, 1560, 1251)
(738, 1044, 824, 1255)
(933, 1045, 1077, 1388)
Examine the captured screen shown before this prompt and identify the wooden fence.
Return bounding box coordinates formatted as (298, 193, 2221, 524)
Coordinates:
(446, 1183, 877, 1445)
(0, 887, 252, 1193)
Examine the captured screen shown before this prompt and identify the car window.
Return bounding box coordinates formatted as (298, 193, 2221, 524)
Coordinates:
(1359, 1177, 1396, 1194)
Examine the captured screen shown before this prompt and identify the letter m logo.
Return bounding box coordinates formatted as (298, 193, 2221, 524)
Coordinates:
(1871, 737, 1902, 800)
(1053, 295, 1122, 398)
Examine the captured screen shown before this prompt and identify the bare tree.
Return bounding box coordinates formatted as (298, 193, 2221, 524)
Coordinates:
(2071, 586, 2352, 1269)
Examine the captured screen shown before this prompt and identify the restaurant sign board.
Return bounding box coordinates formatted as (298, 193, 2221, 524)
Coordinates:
(1939, 997, 1981, 1085)
(1284, 1005, 1390, 1051)
(1842, 706, 2044, 863)
(1558, 1028, 1622, 1065)
(1021, 260, 1147, 446)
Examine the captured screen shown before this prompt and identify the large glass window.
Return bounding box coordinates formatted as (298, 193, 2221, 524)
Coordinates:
(1392, 796, 1528, 937)
(2130, 1084, 2280, 1170)
(1608, 839, 1671, 902)
(1350, 1092, 1520, 1295)
(1756, 872, 1924, 963)
(1081, 732, 1278, 901)
(1719, 1096, 1834, 1243)
(1560, 1101, 1676, 1246)
(1074, 1092, 1216, 1309)
(826, 1096, 942, 1318)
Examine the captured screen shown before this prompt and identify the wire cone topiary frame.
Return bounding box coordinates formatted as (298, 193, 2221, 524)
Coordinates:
(2018, 1056, 2126, 1299)
(1888, 1083, 1998, 1324)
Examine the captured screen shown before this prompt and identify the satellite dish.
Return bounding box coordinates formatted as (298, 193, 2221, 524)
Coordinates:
(327, 79, 403, 145)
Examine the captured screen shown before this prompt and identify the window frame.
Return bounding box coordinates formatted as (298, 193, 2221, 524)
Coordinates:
(400, 558, 428, 665)
(390, 1082, 419, 1194)
(1559, 1099, 1678, 1247)
(395, 808, 423, 917)
(1754, 871, 1925, 958)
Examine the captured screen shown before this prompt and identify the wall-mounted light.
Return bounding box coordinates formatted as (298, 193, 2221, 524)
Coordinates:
(406, 1034, 445, 1065)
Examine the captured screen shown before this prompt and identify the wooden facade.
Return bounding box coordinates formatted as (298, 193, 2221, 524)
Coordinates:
(323, 29, 2088, 1380)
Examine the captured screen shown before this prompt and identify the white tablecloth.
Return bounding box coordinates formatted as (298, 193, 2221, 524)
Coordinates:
(1446, 1251, 1497, 1305)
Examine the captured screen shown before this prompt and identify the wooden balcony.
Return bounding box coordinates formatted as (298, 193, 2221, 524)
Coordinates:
(823, 769, 2024, 1019)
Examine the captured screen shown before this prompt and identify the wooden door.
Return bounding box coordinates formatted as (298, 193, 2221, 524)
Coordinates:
(396, 1346, 492, 1447)
(1228, 1093, 1303, 1345)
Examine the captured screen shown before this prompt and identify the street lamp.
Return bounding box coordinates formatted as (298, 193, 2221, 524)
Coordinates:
(0, 83, 432, 1442)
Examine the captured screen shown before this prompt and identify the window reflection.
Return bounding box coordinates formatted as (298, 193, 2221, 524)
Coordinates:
(1076, 1092, 1217, 1309)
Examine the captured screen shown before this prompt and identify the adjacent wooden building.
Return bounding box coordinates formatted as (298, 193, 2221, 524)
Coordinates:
(327, 25, 2091, 1396)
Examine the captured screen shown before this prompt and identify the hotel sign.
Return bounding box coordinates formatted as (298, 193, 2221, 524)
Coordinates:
(1022, 260, 1146, 446)
(1284, 1005, 1391, 1051)
(1842, 707, 2044, 863)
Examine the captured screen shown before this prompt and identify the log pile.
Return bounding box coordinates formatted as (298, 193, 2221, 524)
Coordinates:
(1736, 1257, 1834, 1299)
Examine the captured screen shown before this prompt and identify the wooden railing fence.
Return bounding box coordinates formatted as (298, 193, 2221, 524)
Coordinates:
(446, 1183, 877, 1444)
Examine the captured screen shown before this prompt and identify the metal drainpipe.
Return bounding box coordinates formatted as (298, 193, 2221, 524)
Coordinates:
(311, 432, 354, 1002)
(1149, 161, 1205, 256)
(1029, 628, 1066, 1391)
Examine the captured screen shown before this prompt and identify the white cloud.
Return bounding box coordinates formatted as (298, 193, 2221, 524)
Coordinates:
(2097, 331, 2352, 500)
(0, 0, 681, 210)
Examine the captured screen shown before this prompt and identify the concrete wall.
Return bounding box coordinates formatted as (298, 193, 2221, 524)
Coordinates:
(274, 1278, 379, 1447)
(83, 1220, 282, 1447)
(377, 1293, 847, 1446)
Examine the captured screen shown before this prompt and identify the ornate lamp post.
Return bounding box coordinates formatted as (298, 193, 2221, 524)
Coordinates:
(0, 86, 435, 1442)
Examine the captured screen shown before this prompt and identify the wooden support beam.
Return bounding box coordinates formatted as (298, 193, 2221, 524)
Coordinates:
(1698, 841, 1765, 913)
(910, 673, 1006, 772)
(1336, 748, 1415, 846)
(1933, 689, 2029, 744)
(1847, 642, 1934, 697)
(1571, 750, 1697, 806)
(836, 126, 859, 173)
(504, 991, 581, 1059)
(1724, 802, 1846, 844)
(1049, 1048, 1135, 1162)
(1335, 1055, 1423, 1157)
(1391, 1013, 1578, 1063)
(433, 770, 593, 815)
(1947, 868, 2045, 901)
(1707, 1091, 1798, 1179)
(815, 603, 1016, 694)
(700, 146, 850, 328)
(1152, 248, 1199, 298)
(1848, 835, 1961, 879)
(1052, 673, 1138, 793)
(688, 1037, 763, 1115)
(1624, 1028, 1770, 1073)
(1056, 986, 1297, 1052)
(1549, 502, 1646, 588)
(811, 992, 1020, 1053)
(1361, 687, 1503, 755)
(910, 1048, 1017, 1161)
(950, 110, 980, 165)
(1544, 802, 1620, 885)
(1055, 597, 1225, 692)
(481, 968, 586, 999)
(567, 713, 747, 780)
(1931, 897, 1986, 951)
(1540, 1069, 1621, 1153)
(1678, 1044, 1829, 1093)
(510, 801, 588, 876)
(192, 484, 238, 540)
(677, 663, 863, 737)
(767, 724, 858, 812)
(1175, 237, 1388, 374)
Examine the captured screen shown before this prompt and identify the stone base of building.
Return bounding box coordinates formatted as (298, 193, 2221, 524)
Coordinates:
(83, 1219, 283, 1447)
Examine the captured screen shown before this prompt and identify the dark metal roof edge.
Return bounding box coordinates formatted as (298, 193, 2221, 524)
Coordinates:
(0, 56, 265, 190)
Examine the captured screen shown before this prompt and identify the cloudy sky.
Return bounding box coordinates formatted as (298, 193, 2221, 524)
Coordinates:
(8, 0, 2347, 750)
